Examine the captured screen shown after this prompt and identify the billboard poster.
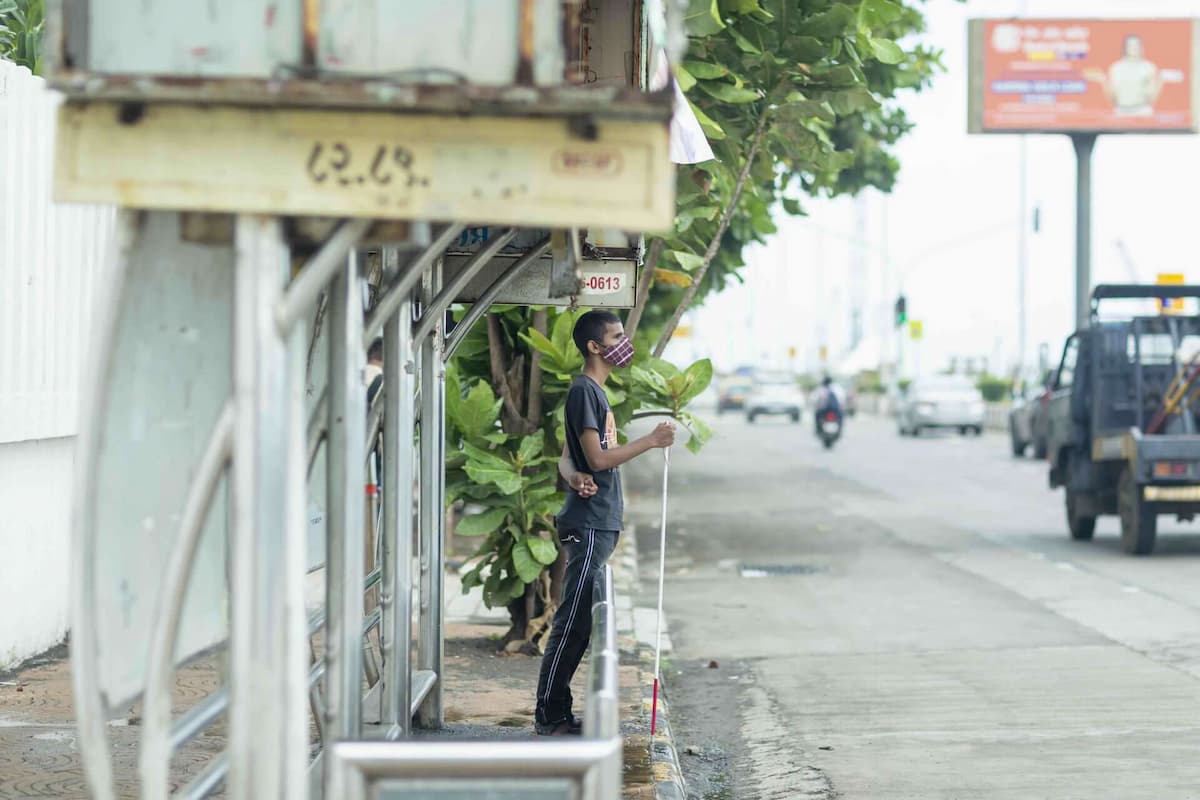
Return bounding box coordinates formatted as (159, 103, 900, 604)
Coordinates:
(969, 19, 1199, 133)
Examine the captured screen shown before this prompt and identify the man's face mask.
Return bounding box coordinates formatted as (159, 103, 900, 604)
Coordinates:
(598, 335, 635, 368)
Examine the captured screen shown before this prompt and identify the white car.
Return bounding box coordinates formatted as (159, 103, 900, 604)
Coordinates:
(897, 375, 986, 437)
(746, 375, 804, 423)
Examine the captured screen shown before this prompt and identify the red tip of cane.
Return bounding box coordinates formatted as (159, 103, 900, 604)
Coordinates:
(365, 483, 378, 495)
(650, 679, 659, 735)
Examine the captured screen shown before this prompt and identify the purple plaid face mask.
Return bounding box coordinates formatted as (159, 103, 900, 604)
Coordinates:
(599, 335, 635, 368)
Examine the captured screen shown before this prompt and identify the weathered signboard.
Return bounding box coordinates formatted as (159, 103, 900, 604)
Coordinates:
(55, 104, 674, 231)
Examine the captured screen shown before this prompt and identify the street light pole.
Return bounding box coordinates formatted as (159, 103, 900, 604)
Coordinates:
(1018, 134, 1028, 374)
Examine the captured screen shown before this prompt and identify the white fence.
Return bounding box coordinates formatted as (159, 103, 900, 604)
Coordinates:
(0, 59, 116, 444)
(0, 58, 116, 668)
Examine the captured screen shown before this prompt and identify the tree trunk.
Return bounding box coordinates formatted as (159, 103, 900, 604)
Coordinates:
(624, 238, 662, 344)
(526, 309, 549, 431)
(652, 111, 771, 357)
(486, 313, 524, 427)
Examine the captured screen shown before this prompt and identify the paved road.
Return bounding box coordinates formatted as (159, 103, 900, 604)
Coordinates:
(624, 411, 1200, 800)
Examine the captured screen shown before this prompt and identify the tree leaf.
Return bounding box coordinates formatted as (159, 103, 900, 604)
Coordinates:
(671, 251, 706, 272)
(520, 328, 563, 363)
(456, 507, 510, 537)
(682, 60, 729, 80)
(800, 3, 856, 38)
(550, 309, 580, 365)
(462, 441, 513, 472)
(726, 26, 761, 54)
(868, 37, 904, 65)
(679, 411, 714, 454)
(526, 536, 559, 565)
(654, 268, 695, 289)
(781, 197, 806, 216)
(517, 429, 545, 465)
(678, 359, 714, 407)
(452, 380, 502, 440)
(511, 539, 544, 583)
(697, 81, 759, 104)
(686, 99, 726, 140)
(503, 575, 527, 600)
(684, 0, 725, 36)
(674, 63, 697, 92)
(719, 0, 762, 14)
(464, 463, 523, 495)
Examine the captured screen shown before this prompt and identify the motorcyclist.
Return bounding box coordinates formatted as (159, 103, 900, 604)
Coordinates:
(813, 376, 845, 434)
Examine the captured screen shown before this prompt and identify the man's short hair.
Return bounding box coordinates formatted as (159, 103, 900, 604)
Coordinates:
(572, 310, 621, 358)
(368, 338, 384, 363)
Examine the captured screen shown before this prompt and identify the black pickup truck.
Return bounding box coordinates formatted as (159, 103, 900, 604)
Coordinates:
(1046, 285, 1200, 555)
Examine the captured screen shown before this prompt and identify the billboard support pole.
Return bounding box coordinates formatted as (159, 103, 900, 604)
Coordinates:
(1072, 132, 1097, 330)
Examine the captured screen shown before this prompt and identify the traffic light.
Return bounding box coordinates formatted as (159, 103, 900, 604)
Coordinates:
(894, 296, 907, 328)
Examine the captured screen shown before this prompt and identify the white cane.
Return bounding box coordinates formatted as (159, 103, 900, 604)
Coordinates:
(651, 445, 670, 735)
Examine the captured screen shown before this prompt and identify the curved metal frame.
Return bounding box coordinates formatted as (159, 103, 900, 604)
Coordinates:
(365, 224, 466, 343)
(140, 401, 235, 800)
(275, 219, 372, 334)
(442, 238, 551, 360)
(411, 228, 517, 344)
(70, 210, 140, 800)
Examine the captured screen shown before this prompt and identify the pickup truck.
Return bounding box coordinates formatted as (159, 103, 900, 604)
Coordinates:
(1046, 284, 1200, 555)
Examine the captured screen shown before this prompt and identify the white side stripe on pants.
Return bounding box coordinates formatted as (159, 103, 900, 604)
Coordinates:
(541, 528, 594, 703)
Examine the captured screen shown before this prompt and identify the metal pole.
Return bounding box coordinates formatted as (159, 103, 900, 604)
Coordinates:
(1018, 133, 1029, 372)
(1072, 133, 1097, 331)
(326, 251, 366, 743)
(230, 215, 309, 800)
(381, 253, 416, 737)
(417, 259, 445, 729)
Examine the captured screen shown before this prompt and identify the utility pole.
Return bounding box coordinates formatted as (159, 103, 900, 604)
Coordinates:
(1017, 133, 1028, 374)
(1015, 0, 1030, 374)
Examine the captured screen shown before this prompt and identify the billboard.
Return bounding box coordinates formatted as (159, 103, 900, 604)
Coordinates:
(969, 19, 1200, 133)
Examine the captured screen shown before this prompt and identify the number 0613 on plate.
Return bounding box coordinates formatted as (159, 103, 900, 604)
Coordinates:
(54, 103, 675, 232)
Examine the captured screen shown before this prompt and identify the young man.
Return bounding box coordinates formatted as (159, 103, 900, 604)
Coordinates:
(535, 310, 675, 736)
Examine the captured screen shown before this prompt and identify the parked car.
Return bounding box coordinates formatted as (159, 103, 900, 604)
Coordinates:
(717, 377, 754, 414)
(1008, 373, 1051, 458)
(845, 387, 859, 417)
(897, 375, 986, 436)
(746, 373, 804, 423)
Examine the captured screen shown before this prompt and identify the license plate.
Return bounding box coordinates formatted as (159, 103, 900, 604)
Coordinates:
(822, 421, 840, 434)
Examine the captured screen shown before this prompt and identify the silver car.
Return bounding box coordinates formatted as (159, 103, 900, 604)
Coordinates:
(746, 374, 804, 423)
(897, 375, 986, 437)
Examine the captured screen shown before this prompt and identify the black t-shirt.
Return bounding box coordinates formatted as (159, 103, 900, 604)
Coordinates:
(557, 375, 623, 531)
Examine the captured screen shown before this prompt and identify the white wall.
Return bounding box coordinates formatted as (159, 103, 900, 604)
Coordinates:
(1, 60, 116, 668)
(0, 437, 74, 668)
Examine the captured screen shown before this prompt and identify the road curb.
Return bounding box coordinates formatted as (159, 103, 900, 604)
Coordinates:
(612, 526, 687, 800)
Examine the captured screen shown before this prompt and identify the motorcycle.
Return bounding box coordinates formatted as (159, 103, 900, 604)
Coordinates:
(817, 410, 843, 450)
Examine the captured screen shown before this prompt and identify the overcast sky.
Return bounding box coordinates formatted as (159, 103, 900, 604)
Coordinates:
(675, 0, 1200, 380)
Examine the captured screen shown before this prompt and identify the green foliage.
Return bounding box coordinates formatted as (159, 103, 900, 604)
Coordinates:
(449, 308, 713, 616)
(976, 374, 1013, 403)
(642, 0, 944, 331)
(0, 0, 44, 74)
(855, 370, 887, 395)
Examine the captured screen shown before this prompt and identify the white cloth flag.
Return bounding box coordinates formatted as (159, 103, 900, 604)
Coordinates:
(652, 48, 716, 165)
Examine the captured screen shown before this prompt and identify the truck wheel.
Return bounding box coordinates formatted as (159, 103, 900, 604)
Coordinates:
(1066, 490, 1096, 541)
(1119, 467, 1157, 555)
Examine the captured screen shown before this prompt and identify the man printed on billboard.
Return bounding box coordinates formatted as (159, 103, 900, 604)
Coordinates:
(1085, 34, 1163, 116)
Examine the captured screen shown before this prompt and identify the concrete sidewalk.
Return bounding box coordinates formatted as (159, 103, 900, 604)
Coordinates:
(0, 532, 685, 800)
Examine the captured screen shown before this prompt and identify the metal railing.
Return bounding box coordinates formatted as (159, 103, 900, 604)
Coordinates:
(71, 217, 625, 799)
(324, 563, 623, 799)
